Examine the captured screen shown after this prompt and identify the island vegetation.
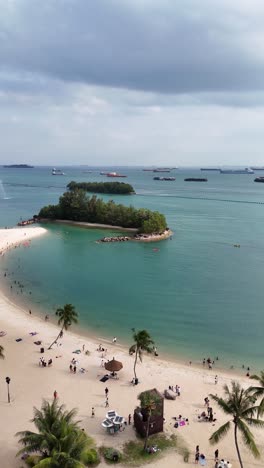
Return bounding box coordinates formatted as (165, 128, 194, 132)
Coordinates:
(67, 180, 135, 194)
(38, 190, 167, 234)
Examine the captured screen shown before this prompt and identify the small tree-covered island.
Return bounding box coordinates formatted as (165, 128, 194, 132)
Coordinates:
(67, 180, 135, 194)
(38, 190, 172, 242)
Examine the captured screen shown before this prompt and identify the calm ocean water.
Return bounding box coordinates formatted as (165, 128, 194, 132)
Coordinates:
(0, 166, 264, 371)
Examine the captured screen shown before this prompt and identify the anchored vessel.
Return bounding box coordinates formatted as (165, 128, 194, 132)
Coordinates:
(220, 168, 254, 174)
(52, 168, 65, 175)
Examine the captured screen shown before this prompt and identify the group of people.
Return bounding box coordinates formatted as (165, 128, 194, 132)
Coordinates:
(195, 446, 206, 465)
(198, 397, 216, 422)
(203, 357, 218, 369)
(168, 384, 181, 396)
(39, 357, 52, 367)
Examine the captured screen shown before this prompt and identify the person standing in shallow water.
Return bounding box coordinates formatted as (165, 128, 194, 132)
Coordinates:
(53, 390, 58, 399)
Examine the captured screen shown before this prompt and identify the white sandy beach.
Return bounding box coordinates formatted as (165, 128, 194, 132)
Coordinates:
(0, 228, 263, 468)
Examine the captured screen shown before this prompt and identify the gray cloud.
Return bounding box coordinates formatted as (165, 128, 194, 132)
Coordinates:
(1, 0, 264, 95)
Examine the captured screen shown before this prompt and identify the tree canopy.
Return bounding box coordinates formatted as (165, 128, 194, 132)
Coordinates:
(67, 181, 135, 194)
(38, 190, 167, 234)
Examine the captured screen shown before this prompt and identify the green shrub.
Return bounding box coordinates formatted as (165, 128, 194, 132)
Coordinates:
(81, 448, 99, 465)
(102, 446, 122, 463)
(25, 455, 41, 467)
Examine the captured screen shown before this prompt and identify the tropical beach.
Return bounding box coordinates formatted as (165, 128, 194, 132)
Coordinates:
(0, 228, 263, 467)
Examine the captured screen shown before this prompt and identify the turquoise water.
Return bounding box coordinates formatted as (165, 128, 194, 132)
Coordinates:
(1, 166, 264, 370)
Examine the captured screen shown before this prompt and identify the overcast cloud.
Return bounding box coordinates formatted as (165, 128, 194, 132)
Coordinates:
(1, 0, 264, 165)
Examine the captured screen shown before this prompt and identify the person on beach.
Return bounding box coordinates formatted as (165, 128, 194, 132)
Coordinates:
(101, 359, 104, 367)
(69, 364, 73, 372)
(105, 397, 109, 407)
(215, 375, 218, 385)
(29, 309, 31, 315)
(45, 315, 49, 321)
(195, 449, 199, 464)
(113, 337, 117, 343)
(128, 414, 131, 425)
(214, 448, 219, 461)
(53, 390, 58, 399)
(73, 365, 76, 374)
(105, 387, 109, 397)
(82, 344, 85, 352)
(91, 407, 95, 417)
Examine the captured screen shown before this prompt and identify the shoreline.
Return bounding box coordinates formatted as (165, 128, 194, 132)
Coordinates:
(0, 228, 263, 467)
(39, 219, 173, 242)
(0, 227, 255, 377)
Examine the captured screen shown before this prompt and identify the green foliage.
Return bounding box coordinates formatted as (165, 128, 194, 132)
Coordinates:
(38, 190, 167, 234)
(16, 399, 92, 468)
(25, 455, 41, 467)
(129, 329, 154, 380)
(67, 181, 135, 194)
(209, 381, 264, 468)
(140, 212, 167, 234)
(81, 448, 100, 465)
(100, 447, 122, 463)
(249, 371, 264, 417)
(48, 304, 78, 349)
(122, 434, 188, 465)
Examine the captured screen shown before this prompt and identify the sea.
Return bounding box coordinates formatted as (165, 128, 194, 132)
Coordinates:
(0, 166, 264, 372)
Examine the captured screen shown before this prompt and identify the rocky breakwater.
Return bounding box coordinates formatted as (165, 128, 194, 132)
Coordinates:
(98, 235, 131, 243)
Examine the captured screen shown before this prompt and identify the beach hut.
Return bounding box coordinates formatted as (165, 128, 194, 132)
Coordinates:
(104, 358, 123, 376)
(134, 388, 164, 437)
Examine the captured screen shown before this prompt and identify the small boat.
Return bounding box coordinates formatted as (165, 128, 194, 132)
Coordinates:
(220, 168, 254, 174)
(251, 167, 264, 170)
(153, 176, 175, 181)
(254, 177, 264, 183)
(52, 168, 65, 175)
(106, 172, 127, 178)
(184, 178, 207, 182)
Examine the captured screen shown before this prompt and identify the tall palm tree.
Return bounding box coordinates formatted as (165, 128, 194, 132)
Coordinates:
(209, 381, 264, 468)
(138, 390, 160, 451)
(129, 328, 154, 381)
(48, 304, 78, 349)
(249, 371, 264, 416)
(0, 345, 4, 359)
(16, 399, 91, 467)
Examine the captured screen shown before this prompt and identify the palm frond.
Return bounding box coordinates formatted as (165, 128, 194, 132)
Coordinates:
(237, 419, 260, 458)
(209, 394, 233, 415)
(209, 421, 231, 444)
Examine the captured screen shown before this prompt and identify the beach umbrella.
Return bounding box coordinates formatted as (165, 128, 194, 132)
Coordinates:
(105, 358, 123, 373)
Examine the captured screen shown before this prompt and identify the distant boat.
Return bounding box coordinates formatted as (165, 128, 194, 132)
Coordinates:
(200, 167, 219, 171)
(100, 171, 108, 175)
(220, 168, 254, 174)
(250, 166, 264, 170)
(52, 168, 65, 175)
(254, 177, 264, 183)
(153, 176, 175, 181)
(185, 178, 208, 182)
(106, 172, 127, 178)
(4, 164, 34, 168)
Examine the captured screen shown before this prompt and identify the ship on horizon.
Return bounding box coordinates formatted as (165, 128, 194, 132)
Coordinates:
(220, 167, 254, 174)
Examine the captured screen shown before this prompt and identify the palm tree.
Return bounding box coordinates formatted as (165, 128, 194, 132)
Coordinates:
(16, 399, 91, 467)
(249, 371, 264, 416)
(48, 304, 78, 349)
(129, 328, 154, 381)
(0, 345, 4, 359)
(138, 390, 160, 451)
(209, 381, 264, 468)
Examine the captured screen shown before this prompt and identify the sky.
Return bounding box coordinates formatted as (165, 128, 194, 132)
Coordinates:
(1, 0, 264, 166)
